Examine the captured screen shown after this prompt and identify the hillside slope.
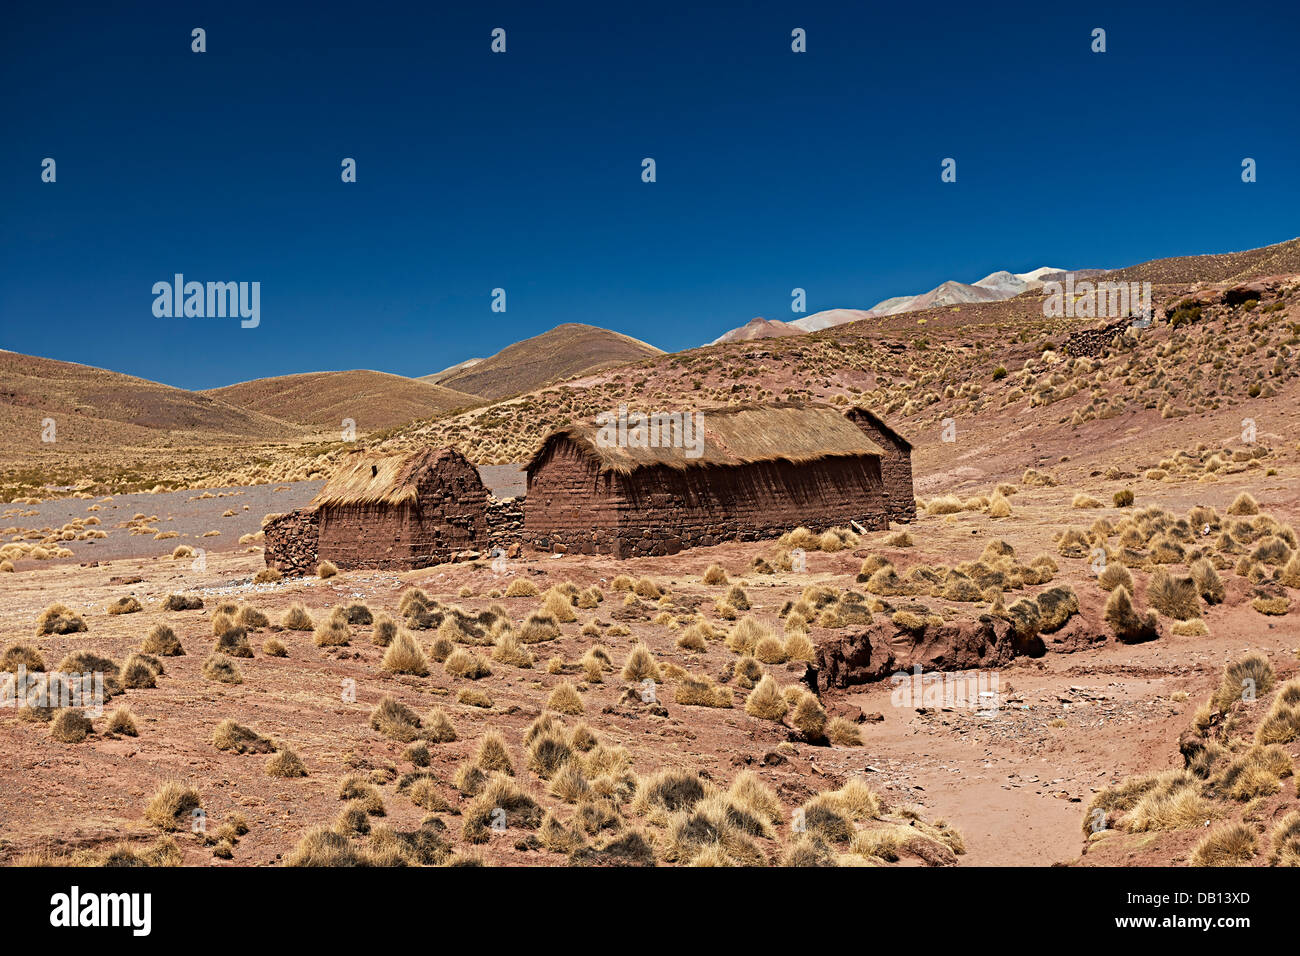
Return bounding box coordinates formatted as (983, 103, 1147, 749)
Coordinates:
(434, 323, 663, 400)
(0, 350, 301, 454)
(204, 370, 480, 432)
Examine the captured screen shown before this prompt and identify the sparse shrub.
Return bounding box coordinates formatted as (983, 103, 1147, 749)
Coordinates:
(201, 653, 243, 684)
(1190, 823, 1257, 867)
(144, 781, 202, 831)
(548, 681, 585, 715)
(382, 631, 429, 675)
(444, 648, 491, 679)
(49, 708, 93, 743)
(702, 564, 728, 585)
(35, 603, 86, 636)
(1148, 569, 1201, 620)
(745, 675, 788, 721)
(1104, 587, 1159, 643)
(266, 747, 307, 778)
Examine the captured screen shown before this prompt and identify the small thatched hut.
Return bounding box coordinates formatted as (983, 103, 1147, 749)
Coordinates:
(263, 446, 488, 574)
(843, 407, 915, 522)
(523, 402, 890, 557)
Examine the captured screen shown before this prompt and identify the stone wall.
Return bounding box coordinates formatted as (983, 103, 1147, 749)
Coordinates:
(486, 496, 526, 550)
(263, 509, 320, 577)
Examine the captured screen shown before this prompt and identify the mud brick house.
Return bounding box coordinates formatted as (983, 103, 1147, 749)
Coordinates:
(263, 446, 488, 574)
(843, 407, 915, 523)
(523, 403, 896, 557)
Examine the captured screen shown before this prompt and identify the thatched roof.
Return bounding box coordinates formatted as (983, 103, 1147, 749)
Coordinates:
(311, 447, 456, 508)
(525, 402, 885, 476)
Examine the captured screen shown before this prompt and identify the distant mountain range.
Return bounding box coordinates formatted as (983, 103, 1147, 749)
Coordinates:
(709, 266, 1069, 344)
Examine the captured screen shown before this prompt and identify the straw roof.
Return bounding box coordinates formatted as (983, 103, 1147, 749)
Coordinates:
(311, 447, 458, 508)
(525, 402, 885, 476)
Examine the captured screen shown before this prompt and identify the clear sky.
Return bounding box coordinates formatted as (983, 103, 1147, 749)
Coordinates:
(3, 0, 1297, 390)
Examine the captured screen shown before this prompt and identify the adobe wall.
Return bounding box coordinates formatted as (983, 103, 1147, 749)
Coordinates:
(523, 438, 620, 555)
(316, 448, 490, 570)
(263, 509, 320, 577)
(607, 456, 887, 557)
(525, 445, 887, 557)
(845, 410, 916, 523)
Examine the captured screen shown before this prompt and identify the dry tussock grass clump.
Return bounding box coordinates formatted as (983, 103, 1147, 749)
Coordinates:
(1084, 769, 1213, 834)
(265, 745, 307, 778)
(280, 603, 314, 631)
(1189, 558, 1225, 603)
(633, 767, 707, 818)
(547, 681, 585, 714)
(702, 564, 728, 585)
(745, 674, 788, 721)
(1147, 569, 1201, 620)
(214, 627, 253, 658)
(314, 619, 351, 647)
(213, 719, 274, 753)
(141, 623, 183, 656)
(317, 560, 338, 579)
(144, 781, 202, 831)
(36, 603, 87, 636)
(1097, 563, 1133, 592)
(253, 566, 281, 583)
(492, 631, 534, 668)
(444, 648, 492, 679)
(504, 578, 539, 597)
(370, 612, 397, 647)
(1, 642, 46, 673)
(462, 774, 543, 843)
(201, 653, 243, 684)
(675, 674, 733, 708)
(381, 630, 429, 675)
(49, 707, 93, 743)
(1227, 492, 1259, 516)
(828, 717, 863, 746)
(1212, 653, 1275, 713)
(541, 588, 578, 623)
(107, 596, 143, 615)
(1190, 823, 1257, 867)
(161, 593, 203, 611)
(519, 610, 561, 644)
(1252, 592, 1290, 615)
(621, 644, 661, 682)
(1103, 586, 1160, 644)
(121, 653, 162, 689)
(106, 705, 138, 736)
(369, 695, 422, 742)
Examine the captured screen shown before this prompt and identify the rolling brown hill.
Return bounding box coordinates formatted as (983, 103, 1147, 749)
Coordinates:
(204, 370, 481, 432)
(0, 350, 301, 455)
(1097, 236, 1300, 285)
(433, 323, 663, 400)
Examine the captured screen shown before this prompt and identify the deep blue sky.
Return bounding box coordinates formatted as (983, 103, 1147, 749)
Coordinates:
(3, 0, 1297, 390)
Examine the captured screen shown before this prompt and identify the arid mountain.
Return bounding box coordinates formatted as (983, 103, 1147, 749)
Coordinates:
(0, 350, 301, 454)
(203, 370, 481, 432)
(709, 316, 804, 344)
(433, 323, 663, 400)
(709, 265, 1068, 342)
(789, 309, 876, 333)
(419, 357, 483, 385)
